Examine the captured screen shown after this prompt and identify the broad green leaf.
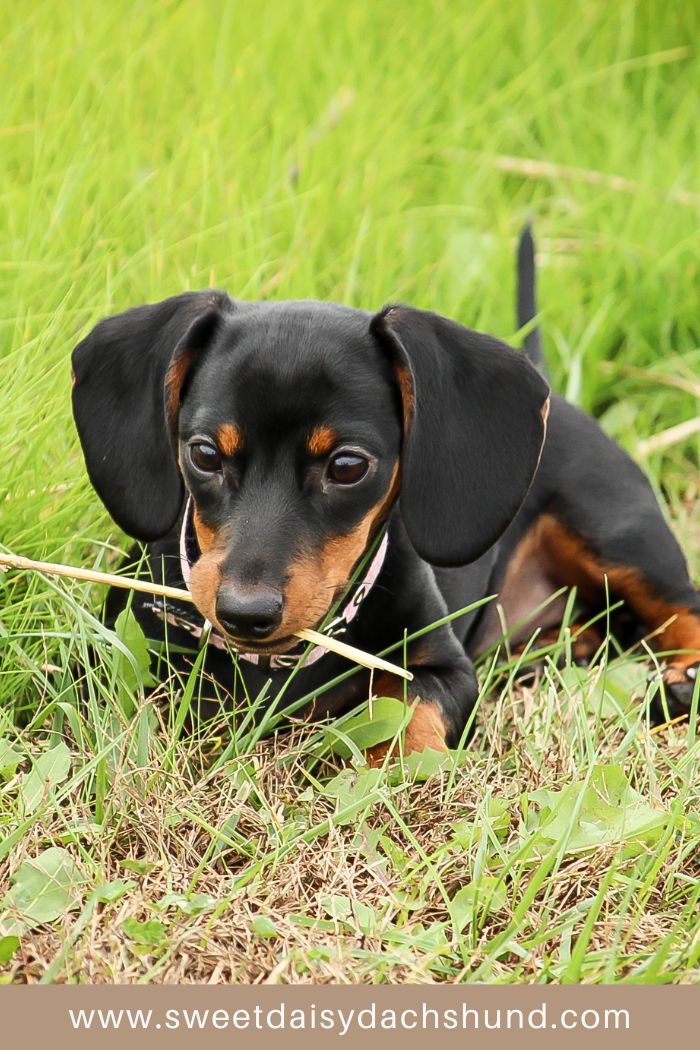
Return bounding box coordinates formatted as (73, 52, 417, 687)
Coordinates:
(119, 858, 157, 875)
(56, 820, 103, 845)
(402, 746, 454, 781)
(319, 767, 385, 825)
(320, 767, 384, 805)
(486, 797, 512, 833)
(114, 608, 155, 714)
(328, 697, 408, 757)
(21, 742, 71, 814)
(0, 935, 20, 965)
(451, 878, 508, 931)
(386, 921, 450, 955)
(159, 892, 217, 916)
(378, 836, 412, 874)
(307, 946, 333, 963)
(348, 900, 378, 936)
(320, 895, 378, 935)
(448, 799, 511, 851)
(122, 918, 167, 946)
(447, 818, 478, 849)
(251, 915, 278, 938)
(5, 847, 85, 926)
(527, 764, 667, 853)
(0, 739, 22, 780)
(94, 880, 135, 903)
(322, 894, 353, 922)
(351, 823, 385, 858)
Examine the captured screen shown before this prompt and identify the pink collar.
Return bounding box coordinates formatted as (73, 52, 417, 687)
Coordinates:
(175, 498, 389, 671)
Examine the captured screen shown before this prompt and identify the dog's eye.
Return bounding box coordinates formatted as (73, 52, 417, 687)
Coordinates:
(189, 441, 222, 474)
(327, 453, 369, 486)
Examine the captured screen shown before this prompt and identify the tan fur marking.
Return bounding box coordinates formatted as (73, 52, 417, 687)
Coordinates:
(188, 552, 225, 629)
(164, 349, 195, 428)
(278, 518, 373, 643)
(603, 576, 700, 666)
(481, 514, 700, 670)
(193, 510, 217, 554)
(394, 364, 415, 429)
(365, 674, 448, 764)
(663, 663, 698, 685)
(216, 423, 243, 457)
(188, 519, 233, 631)
(307, 426, 338, 457)
(187, 465, 400, 651)
(403, 701, 448, 753)
(256, 462, 400, 646)
(538, 517, 700, 663)
(187, 510, 234, 625)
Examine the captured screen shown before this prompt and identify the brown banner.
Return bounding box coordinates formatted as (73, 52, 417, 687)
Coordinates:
(0, 984, 696, 1049)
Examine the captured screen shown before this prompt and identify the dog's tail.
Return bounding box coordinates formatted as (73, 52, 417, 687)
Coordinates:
(516, 222, 547, 375)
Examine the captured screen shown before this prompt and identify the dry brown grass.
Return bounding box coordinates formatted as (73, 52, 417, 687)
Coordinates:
(3, 661, 699, 984)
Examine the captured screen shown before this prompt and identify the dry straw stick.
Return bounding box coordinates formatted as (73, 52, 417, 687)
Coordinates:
(0, 551, 413, 682)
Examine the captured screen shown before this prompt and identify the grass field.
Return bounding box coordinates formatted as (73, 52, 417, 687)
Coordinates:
(1, 0, 700, 984)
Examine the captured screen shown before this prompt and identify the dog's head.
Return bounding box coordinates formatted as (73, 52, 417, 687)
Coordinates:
(72, 292, 549, 651)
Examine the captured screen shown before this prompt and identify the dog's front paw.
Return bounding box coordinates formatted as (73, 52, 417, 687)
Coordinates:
(649, 662, 699, 723)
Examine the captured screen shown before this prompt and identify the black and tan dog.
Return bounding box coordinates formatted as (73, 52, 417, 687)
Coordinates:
(71, 229, 700, 752)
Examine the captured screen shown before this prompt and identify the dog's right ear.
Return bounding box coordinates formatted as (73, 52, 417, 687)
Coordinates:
(71, 291, 233, 540)
(371, 305, 549, 566)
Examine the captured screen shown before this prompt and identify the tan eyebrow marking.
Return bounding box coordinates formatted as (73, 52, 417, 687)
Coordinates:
(165, 349, 197, 429)
(307, 426, 338, 457)
(216, 423, 244, 456)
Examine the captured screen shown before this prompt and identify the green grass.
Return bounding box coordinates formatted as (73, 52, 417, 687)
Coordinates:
(1, 0, 699, 983)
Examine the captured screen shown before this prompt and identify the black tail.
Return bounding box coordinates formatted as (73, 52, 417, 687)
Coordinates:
(517, 223, 547, 375)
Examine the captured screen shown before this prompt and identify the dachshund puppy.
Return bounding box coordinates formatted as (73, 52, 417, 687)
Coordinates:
(71, 230, 700, 751)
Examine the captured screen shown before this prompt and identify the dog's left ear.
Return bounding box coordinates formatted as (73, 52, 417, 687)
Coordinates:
(72, 291, 232, 540)
(371, 305, 550, 566)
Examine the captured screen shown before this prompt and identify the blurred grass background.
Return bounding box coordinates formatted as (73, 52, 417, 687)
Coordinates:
(2, 0, 699, 563)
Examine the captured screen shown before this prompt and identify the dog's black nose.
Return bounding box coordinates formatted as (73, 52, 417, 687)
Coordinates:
(215, 589, 284, 640)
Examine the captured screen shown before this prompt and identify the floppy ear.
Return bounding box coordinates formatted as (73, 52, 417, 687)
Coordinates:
(370, 305, 550, 566)
(71, 291, 233, 540)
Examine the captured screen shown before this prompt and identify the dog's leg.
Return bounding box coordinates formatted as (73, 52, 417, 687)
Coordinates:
(364, 661, 477, 763)
(528, 512, 699, 718)
(488, 396, 700, 720)
(474, 503, 699, 717)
